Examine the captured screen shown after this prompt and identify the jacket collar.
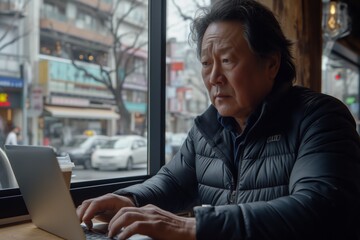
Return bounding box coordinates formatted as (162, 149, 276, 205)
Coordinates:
(195, 81, 292, 139)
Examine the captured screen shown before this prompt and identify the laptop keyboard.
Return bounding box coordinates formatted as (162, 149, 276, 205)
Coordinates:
(82, 224, 152, 240)
(82, 225, 117, 240)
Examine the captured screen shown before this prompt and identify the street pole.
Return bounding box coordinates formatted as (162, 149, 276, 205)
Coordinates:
(20, 62, 29, 145)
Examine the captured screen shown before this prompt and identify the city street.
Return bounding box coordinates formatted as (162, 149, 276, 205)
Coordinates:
(71, 164, 147, 183)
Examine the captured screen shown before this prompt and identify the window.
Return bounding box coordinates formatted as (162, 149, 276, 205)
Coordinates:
(76, 10, 98, 30)
(134, 57, 146, 74)
(0, 0, 166, 221)
(165, 0, 211, 162)
(42, 1, 66, 22)
(322, 42, 360, 133)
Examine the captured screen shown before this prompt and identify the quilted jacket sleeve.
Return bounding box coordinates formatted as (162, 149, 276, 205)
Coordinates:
(194, 95, 360, 240)
(114, 130, 198, 213)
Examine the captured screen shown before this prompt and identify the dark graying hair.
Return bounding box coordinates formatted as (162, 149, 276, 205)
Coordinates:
(189, 0, 296, 84)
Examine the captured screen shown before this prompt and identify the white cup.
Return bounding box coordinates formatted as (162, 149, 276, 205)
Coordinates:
(57, 154, 75, 189)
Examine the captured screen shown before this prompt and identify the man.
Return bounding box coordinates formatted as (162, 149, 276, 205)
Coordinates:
(77, 1, 360, 239)
(5, 125, 20, 146)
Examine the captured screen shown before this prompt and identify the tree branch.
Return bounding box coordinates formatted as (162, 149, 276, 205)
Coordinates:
(0, 0, 31, 51)
(171, 0, 194, 21)
(0, 30, 30, 52)
(114, 0, 141, 34)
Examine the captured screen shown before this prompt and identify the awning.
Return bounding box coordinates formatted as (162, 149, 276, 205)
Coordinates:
(45, 106, 119, 120)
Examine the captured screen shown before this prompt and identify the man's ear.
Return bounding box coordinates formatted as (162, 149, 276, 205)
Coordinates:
(267, 51, 281, 80)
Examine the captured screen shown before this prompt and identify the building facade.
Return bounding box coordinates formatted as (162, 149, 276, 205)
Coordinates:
(22, 0, 148, 148)
(0, 0, 27, 146)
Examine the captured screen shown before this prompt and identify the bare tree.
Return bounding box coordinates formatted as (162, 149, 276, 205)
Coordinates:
(169, 0, 210, 108)
(67, 0, 148, 134)
(0, 0, 30, 52)
(170, 0, 212, 22)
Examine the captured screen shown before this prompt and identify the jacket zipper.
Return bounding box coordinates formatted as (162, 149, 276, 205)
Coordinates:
(228, 141, 244, 204)
(235, 158, 243, 203)
(232, 106, 267, 204)
(233, 146, 244, 204)
(229, 188, 236, 204)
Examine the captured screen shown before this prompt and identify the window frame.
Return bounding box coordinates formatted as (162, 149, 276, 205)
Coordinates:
(0, 0, 166, 220)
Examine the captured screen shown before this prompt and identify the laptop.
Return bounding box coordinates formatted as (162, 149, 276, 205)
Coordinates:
(5, 145, 151, 240)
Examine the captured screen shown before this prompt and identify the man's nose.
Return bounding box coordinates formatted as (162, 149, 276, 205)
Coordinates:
(209, 62, 224, 85)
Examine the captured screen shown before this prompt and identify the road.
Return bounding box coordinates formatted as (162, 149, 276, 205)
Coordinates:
(71, 164, 147, 183)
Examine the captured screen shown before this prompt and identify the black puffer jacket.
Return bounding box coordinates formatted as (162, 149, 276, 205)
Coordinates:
(116, 85, 360, 240)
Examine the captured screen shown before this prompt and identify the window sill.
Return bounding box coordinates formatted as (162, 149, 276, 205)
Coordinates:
(0, 175, 149, 219)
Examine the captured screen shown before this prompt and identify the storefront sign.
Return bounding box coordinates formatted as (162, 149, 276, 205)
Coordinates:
(0, 76, 23, 88)
(30, 86, 43, 116)
(51, 96, 90, 107)
(0, 92, 21, 108)
(0, 93, 10, 107)
(48, 60, 105, 86)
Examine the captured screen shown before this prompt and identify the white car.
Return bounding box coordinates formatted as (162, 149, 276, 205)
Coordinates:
(58, 135, 109, 169)
(91, 135, 147, 170)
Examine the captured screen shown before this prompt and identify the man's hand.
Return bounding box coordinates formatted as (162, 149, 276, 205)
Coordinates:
(108, 204, 196, 240)
(76, 193, 135, 229)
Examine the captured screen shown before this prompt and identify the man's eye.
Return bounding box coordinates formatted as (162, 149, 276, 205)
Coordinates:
(201, 61, 209, 66)
(222, 58, 229, 63)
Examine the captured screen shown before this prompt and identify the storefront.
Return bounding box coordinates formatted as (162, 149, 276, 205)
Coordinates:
(0, 76, 24, 145)
(42, 105, 118, 149)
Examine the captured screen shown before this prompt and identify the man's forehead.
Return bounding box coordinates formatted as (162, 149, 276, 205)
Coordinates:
(201, 21, 245, 46)
(201, 43, 234, 54)
(205, 22, 243, 36)
(201, 35, 246, 56)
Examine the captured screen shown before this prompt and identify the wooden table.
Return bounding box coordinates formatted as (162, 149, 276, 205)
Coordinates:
(0, 221, 63, 240)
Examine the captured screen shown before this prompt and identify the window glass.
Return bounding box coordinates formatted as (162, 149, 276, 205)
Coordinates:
(0, 0, 150, 190)
(165, 0, 211, 163)
(322, 45, 360, 133)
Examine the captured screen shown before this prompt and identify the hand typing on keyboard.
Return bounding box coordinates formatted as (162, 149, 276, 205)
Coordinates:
(77, 194, 196, 240)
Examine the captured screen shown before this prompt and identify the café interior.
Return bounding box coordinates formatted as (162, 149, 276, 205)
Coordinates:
(0, 0, 360, 239)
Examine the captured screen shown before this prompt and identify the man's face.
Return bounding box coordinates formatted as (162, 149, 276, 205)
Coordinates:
(201, 21, 279, 121)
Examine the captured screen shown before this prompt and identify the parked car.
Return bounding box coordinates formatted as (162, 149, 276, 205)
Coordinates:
(58, 135, 109, 169)
(91, 135, 147, 170)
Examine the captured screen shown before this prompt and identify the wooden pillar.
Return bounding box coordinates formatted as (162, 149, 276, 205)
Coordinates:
(259, 0, 323, 92)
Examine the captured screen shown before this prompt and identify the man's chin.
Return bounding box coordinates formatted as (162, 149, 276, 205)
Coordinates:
(215, 108, 234, 117)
